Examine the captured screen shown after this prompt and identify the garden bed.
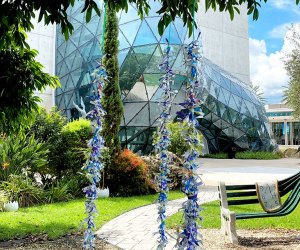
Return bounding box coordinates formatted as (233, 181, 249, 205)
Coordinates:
(2, 229, 299, 249)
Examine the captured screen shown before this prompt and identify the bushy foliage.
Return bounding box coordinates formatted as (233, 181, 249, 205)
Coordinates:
(0, 134, 48, 182)
(28, 108, 66, 180)
(44, 180, 74, 203)
(202, 153, 228, 159)
(141, 152, 186, 191)
(203, 151, 282, 160)
(107, 149, 153, 196)
(0, 175, 44, 207)
(154, 121, 203, 156)
(60, 118, 92, 175)
(0, 48, 59, 134)
(235, 151, 282, 160)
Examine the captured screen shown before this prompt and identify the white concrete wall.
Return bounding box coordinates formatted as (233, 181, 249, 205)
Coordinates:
(198, 3, 250, 84)
(27, 17, 56, 111)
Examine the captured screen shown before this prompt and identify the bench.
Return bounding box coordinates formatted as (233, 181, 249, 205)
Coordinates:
(218, 171, 300, 244)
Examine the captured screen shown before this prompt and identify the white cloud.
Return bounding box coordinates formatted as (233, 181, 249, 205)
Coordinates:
(249, 38, 288, 103)
(250, 24, 300, 104)
(268, 23, 291, 39)
(270, 0, 300, 15)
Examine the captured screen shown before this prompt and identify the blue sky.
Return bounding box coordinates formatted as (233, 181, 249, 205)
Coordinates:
(248, 0, 300, 104)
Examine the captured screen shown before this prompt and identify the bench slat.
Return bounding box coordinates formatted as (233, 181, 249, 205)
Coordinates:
(227, 191, 257, 198)
(228, 198, 259, 206)
(225, 184, 255, 191)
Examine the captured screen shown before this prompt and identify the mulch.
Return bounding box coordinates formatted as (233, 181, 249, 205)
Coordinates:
(0, 229, 299, 249)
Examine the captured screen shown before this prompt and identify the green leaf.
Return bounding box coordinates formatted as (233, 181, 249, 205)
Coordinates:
(158, 18, 164, 36)
(86, 8, 92, 22)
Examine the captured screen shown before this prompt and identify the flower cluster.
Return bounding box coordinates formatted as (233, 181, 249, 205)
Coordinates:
(82, 61, 108, 250)
(155, 40, 176, 249)
(177, 36, 205, 250)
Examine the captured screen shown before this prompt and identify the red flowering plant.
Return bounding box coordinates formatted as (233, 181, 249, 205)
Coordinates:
(107, 149, 155, 196)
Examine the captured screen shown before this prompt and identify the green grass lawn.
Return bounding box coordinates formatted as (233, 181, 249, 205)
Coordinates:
(0, 191, 184, 241)
(166, 200, 300, 230)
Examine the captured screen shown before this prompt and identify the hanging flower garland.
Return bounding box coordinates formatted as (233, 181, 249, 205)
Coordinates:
(155, 39, 176, 249)
(176, 34, 205, 249)
(82, 61, 108, 250)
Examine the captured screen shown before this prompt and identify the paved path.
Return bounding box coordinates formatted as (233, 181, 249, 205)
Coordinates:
(96, 187, 219, 250)
(197, 158, 300, 186)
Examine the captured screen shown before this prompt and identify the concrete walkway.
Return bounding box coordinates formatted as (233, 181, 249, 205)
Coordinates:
(198, 158, 300, 186)
(96, 187, 219, 250)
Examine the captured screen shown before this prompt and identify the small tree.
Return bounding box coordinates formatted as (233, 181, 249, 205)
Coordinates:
(283, 25, 300, 118)
(102, 6, 123, 156)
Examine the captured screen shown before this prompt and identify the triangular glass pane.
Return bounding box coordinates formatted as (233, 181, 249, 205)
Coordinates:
(160, 23, 181, 45)
(173, 75, 186, 91)
(119, 29, 131, 50)
(147, 1, 162, 16)
(171, 48, 186, 75)
(228, 95, 238, 112)
(64, 92, 76, 110)
(144, 74, 160, 100)
(79, 26, 94, 45)
(174, 17, 187, 43)
(119, 4, 139, 24)
(149, 102, 161, 125)
(232, 95, 242, 112)
(220, 77, 231, 91)
(120, 19, 141, 46)
(133, 20, 157, 46)
(72, 6, 85, 23)
(60, 61, 71, 78)
(118, 48, 130, 67)
(128, 103, 150, 126)
(221, 88, 231, 105)
(244, 100, 255, 116)
(144, 45, 163, 73)
(230, 82, 241, 96)
(123, 102, 147, 125)
(70, 25, 83, 46)
(120, 49, 143, 91)
(145, 17, 161, 41)
(123, 80, 147, 102)
(134, 44, 157, 70)
(65, 39, 78, 56)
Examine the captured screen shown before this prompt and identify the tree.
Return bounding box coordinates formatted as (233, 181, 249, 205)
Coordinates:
(2, 0, 300, 51)
(0, 48, 59, 134)
(283, 25, 300, 118)
(102, 6, 123, 156)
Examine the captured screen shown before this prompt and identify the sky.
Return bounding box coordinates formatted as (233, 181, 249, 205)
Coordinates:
(248, 0, 300, 104)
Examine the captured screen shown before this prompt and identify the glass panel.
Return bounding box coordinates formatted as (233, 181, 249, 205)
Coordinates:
(127, 104, 150, 126)
(144, 74, 160, 99)
(123, 102, 147, 125)
(120, 20, 141, 45)
(133, 20, 157, 46)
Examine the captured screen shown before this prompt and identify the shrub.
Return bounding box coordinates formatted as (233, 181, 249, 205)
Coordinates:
(28, 108, 66, 180)
(0, 134, 48, 182)
(141, 152, 187, 191)
(107, 149, 152, 196)
(236, 151, 282, 160)
(0, 175, 44, 207)
(44, 180, 73, 203)
(154, 121, 203, 156)
(202, 153, 228, 159)
(60, 118, 92, 175)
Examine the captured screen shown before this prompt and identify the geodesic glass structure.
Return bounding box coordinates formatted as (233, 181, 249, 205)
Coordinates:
(55, 0, 272, 153)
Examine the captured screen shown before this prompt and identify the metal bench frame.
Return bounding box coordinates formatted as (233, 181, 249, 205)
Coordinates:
(218, 171, 300, 244)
